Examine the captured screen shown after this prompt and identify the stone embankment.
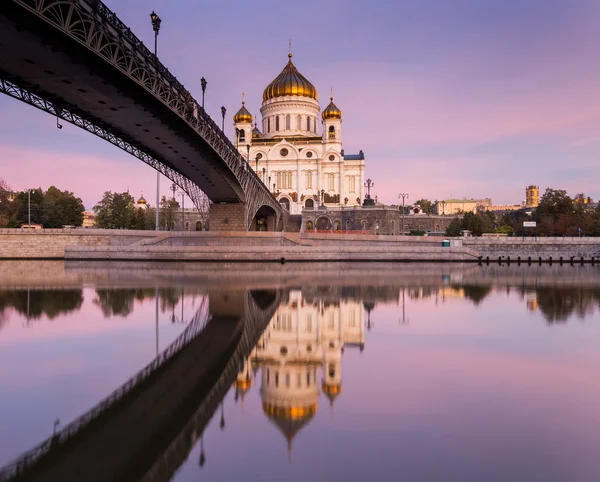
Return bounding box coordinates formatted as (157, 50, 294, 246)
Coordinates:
(0, 229, 599, 262)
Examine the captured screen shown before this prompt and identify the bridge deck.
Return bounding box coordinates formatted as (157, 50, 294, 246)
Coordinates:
(16, 316, 243, 482)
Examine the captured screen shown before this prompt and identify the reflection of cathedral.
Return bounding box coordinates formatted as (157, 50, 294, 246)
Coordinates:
(234, 290, 365, 449)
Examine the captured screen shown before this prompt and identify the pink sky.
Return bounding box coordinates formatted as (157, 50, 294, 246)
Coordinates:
(1, 0, 599, 209)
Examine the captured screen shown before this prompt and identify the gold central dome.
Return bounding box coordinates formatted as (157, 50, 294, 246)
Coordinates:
(263, 53, 318, 102)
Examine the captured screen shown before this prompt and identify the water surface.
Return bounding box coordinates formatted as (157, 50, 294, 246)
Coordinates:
(0, 262, 599, 482)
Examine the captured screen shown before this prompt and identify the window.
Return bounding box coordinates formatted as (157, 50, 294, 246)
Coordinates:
(238, 129, 245, 142)
(307, 116, 311, 132)
(329, 125, 335, 139)
(334, 220, 341, 231)
(267, 117, 271, 133)
(305, 171, 312, 189)
(286, 114, 290, 130)
(275, 116, 279, 131)
(306, 220, 314, 230)
(288, 171, 293, 188)
(306, 314, 312, 332)
(267, 369, 270, 385)
(327, 173, 335, 191)
(286, 373, 290, 388)
(306, 372, 310, 386)
(347, 176, 356, 193)
(297, 373, 302, 387)
(279, 197, 290, 211)
(297, 115, 302, 130)
(314, 117, 318, 133)
(305, 199, 314, 210)
(275, 372, 279, 387)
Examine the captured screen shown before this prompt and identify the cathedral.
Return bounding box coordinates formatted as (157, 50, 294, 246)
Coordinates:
(232, 52, 366, 215)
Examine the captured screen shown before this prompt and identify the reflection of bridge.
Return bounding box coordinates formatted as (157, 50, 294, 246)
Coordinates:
(0, 289, 281, 482)
(0, 0, 285, 230)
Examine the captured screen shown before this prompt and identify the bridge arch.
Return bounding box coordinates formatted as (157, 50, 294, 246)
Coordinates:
(250, 204, 283, 232)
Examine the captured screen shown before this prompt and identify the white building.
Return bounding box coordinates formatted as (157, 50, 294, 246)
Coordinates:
(233, 53, 366, 215)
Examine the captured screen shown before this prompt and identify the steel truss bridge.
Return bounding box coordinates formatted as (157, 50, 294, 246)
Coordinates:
(0, 0, 285, 230)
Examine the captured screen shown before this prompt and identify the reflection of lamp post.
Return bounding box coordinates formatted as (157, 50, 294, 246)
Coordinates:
(398, 192, 409, 235)
(400, 287, 410, 324)
(199, 436, 206, 467)
(155, 287, 159, 358)
(220, 106, 226, 131)
(200, 77, 207, 109)
(220, 402, 225, 430)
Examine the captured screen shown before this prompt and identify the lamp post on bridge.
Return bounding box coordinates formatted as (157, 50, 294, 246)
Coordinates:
(150, 11, 162, 232)
(200, 77, 207, 109)
(398, 192, 409, 235)
(170, 183, 178, 231)
(221, 106, 226, 132)
(180, 191, 185, 231)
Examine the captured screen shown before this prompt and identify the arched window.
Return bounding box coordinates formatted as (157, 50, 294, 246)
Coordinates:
(305, 198, 314, 209)
(275, 116, 280, 131)
(329, 125, 335, 139)
(267, 117, 271, 133)
(436, 224, 440, 231)
(285, 114, 290, 130)
(185, 221, 190, 231)
(238, 129, 245, 142)
(307, 116, 311, 132)
(361, 220, 367, 232)
(275, 372, 279, 388)
(334, 220, 341, 231)
(279, 197, 290, 211)
(195, 221, 202, 231)
(306, 220, 314, 231)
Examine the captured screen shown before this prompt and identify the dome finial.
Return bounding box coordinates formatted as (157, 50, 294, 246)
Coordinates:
(288, 39, 292, 58)
(241, 91, 245, 105)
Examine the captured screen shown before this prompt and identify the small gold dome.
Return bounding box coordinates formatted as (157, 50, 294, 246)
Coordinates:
(233, 101, 252, 124)
(263, 53, 318, 102)
(322, 97, 342, 120)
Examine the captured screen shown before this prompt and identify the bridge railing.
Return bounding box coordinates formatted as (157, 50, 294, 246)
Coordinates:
(0, 294, 210, 482)
(83, 0, 271, 195)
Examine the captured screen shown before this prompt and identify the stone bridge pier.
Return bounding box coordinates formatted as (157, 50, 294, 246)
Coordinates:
(209, 203, 284, 232)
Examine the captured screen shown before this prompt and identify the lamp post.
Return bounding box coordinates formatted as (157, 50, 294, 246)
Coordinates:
(170, 183, 178, 231)
(150, 11, 162, 232)
(246, 144, 250, 163)
(28, 189, 31, 228)
(364, 178, 374, 199)
(262, 167, 266, 183)
(221, 106, 226, 131)
(180, 191, 185, 232)
(398, 192, 409, 235)
(320, 188, 325, 208)
(200, 77, 207, 109)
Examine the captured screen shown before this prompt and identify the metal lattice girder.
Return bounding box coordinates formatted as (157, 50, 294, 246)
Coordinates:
(3, 0, 285, 229)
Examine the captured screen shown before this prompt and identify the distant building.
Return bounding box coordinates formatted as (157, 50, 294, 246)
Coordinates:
(486, 204, 522, 213)
(434, 199, 480, 215)
(136, 194, 148, 210)
(525, 185, 539, 208)
(82, 211, 96, 228)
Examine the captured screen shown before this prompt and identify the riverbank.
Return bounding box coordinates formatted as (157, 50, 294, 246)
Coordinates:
(0, 229, 599, 262)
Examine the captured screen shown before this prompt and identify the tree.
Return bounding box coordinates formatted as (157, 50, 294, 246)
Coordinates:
(415, 199, 434, 215)
(159, 196, 180, 230)
(40, 186, 84, 227)
(535, 188, 574, 223)
(0, 178, 16, 227)
(94, 191, 137, 229)
(12, 188, 44, 226)
(446, 218, 461, 236)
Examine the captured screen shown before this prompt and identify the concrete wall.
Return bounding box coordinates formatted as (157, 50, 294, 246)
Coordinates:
(0, 229, 157, 259)
(463, 237, 600, 259)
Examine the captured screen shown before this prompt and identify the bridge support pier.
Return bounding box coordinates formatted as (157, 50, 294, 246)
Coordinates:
(209, 204, 247, 231)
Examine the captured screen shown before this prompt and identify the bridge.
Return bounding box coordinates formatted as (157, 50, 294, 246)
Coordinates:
(0, 288, 282, 482)
(0, 0, 286, 231)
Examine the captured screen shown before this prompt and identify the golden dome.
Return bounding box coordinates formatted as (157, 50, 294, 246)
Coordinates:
(263, 53, 318, 102)
(233, 101, 252, 124)
(322, 97, 342, 120)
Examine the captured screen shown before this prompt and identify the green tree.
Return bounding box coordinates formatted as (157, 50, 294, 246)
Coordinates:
(160, 196, 180, 230)
(12, 188, 44, 226)
(0, 178, 17, 227)
(41, 186, 84, 228)
(94, 191, 137, 229)
(415, 199, 434, 215)
(535, 188, 574, 223)
(445, 218, 461, 236)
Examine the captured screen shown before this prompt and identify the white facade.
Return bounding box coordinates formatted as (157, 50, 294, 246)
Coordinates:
(232, 54, 366, 215)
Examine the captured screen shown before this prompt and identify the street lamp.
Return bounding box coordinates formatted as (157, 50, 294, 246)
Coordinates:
(220, 106, 226, 131)
(170, 183, 178, 231)
(200, 77, 207, 109)
(180, 191, 185, 231)
(150, 11, 162, 232)
(398, 192, 409, 235)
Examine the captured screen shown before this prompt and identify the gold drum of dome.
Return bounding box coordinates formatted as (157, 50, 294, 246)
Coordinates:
(263, 53, 318, 102)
